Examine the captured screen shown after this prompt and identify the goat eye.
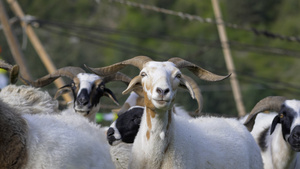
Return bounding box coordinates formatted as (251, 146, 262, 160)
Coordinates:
(175, 74, 181, 78)
(280, 113, 284, 118)
(140, 72, 147, 77)
(99, 85, 104, 90)
(71, 82, 76, 88)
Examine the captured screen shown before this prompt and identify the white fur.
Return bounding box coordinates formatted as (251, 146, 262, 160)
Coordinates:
(108, 106, 192, 169)
(0, 85, 59, 115)
(125, 61, 263, 169)
(130, 111, 263, 169)
(22, 110, 114, 169)
(0, 85, 115, 169)
(250, 112, 300, 169)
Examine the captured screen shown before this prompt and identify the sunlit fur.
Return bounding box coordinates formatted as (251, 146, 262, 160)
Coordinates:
(0, 85, 59, 115)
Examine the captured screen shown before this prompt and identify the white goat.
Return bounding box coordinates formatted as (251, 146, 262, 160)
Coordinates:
(0, 85, 59, 115)
(107, 105, 194, 169)
(87, 56, 263, 169)
(0, 97, 115, 169)
(22, 66, 131, 122)
(0, 61, 115, 169)
(244, 96, 300, 169)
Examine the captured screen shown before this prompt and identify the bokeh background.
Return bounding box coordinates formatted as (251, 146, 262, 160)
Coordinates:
(1, 0, 300, 124)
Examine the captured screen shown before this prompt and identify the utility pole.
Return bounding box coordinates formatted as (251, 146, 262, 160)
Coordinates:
(0, 0, 31, 80)
(211, 0, 246, 116)
(6, 0, 72, 102)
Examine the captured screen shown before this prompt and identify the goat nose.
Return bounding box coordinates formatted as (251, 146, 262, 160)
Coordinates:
(292, 126, 300, 141)
(77, 89, 89, 105)
(77, 96, 89, 105)
(292, 133, 300, 141)
(107, 128, 115, 136)
(156, 87, 170, 96)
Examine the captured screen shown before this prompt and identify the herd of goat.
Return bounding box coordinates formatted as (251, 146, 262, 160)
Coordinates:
(0, 56, 300, 169)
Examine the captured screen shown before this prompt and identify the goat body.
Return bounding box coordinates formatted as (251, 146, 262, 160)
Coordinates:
(130, 110, 262, 169)
(93, 57, 263, 169)
(0, 95, 115, 169)
(0, 85, 59, 115)
(251, 113, 300, 169)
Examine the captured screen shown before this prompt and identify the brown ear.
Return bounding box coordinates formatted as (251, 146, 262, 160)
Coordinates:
(54, 85, 72, 99)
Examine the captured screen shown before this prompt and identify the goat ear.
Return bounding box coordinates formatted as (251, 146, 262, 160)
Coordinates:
(270, 115, 280, 135)
(54, 85, 72, 99)
(122, 76, 142, 95)
(179, 75, 195, 99)
(104, 88, 119, 106)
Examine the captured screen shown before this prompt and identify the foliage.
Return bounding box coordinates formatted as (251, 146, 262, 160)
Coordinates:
(1, 0, 300, 119)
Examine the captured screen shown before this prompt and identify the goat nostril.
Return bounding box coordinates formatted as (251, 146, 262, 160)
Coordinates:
(107, 128, 115, 136)
(164, 88, 170, 95)
(78, 97, 89, 105)
(156, 88, 163, 95)
(156, 87, 169, 96)
(292, 133, 300, 141)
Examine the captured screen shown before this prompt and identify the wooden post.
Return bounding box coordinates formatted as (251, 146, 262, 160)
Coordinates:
(6, 0, 72, 102)
(211, 0, 246, 116)
(0, 0, 31, 80)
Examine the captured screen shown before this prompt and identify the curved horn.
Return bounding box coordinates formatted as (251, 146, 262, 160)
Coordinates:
(180, 74, 203, 115)
(26, 66, 85, 87)
(168, 57, 230, 82)
(102, 72, 132, 85)
(0, 60, 20, 84)
(84, 56, 152, 76)
(244, 96, 287, 132)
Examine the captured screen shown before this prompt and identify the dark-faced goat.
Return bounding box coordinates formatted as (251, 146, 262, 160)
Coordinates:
(244, 96, 300, 169)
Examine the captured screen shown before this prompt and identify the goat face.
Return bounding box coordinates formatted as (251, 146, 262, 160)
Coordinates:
(271, 100, 300, 151)
(107, 106, 144, 145)
(140, 61, 181, 111)
(71, 73, 117, 117)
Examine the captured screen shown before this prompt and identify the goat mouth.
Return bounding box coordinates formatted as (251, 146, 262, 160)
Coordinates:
(290, 143, 300, 151)
(153, 99, 170, 104)
(75, 110, 90, 115)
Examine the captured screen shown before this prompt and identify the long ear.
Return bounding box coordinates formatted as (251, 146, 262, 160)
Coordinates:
(54, 85, 72, 99)
(179, 74, 203, 114)
(270, 115, 281, 135)
(122, 76, 142, 95)
(104, 88, 119, 106)
(179, 75, 195, 99)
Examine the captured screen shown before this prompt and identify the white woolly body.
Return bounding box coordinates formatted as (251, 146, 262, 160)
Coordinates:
(251, 112, 300, 169)
(0, 85, 59, 114)
(129, 110, 262, 169)
(22, 110, 114, 169)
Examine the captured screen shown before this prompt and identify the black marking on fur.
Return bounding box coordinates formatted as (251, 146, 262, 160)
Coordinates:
(116, 107, 144, 143)
(258, 127, 270, 152)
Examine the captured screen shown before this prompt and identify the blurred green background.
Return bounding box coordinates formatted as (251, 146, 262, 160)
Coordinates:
(1, 0, 300, 124)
